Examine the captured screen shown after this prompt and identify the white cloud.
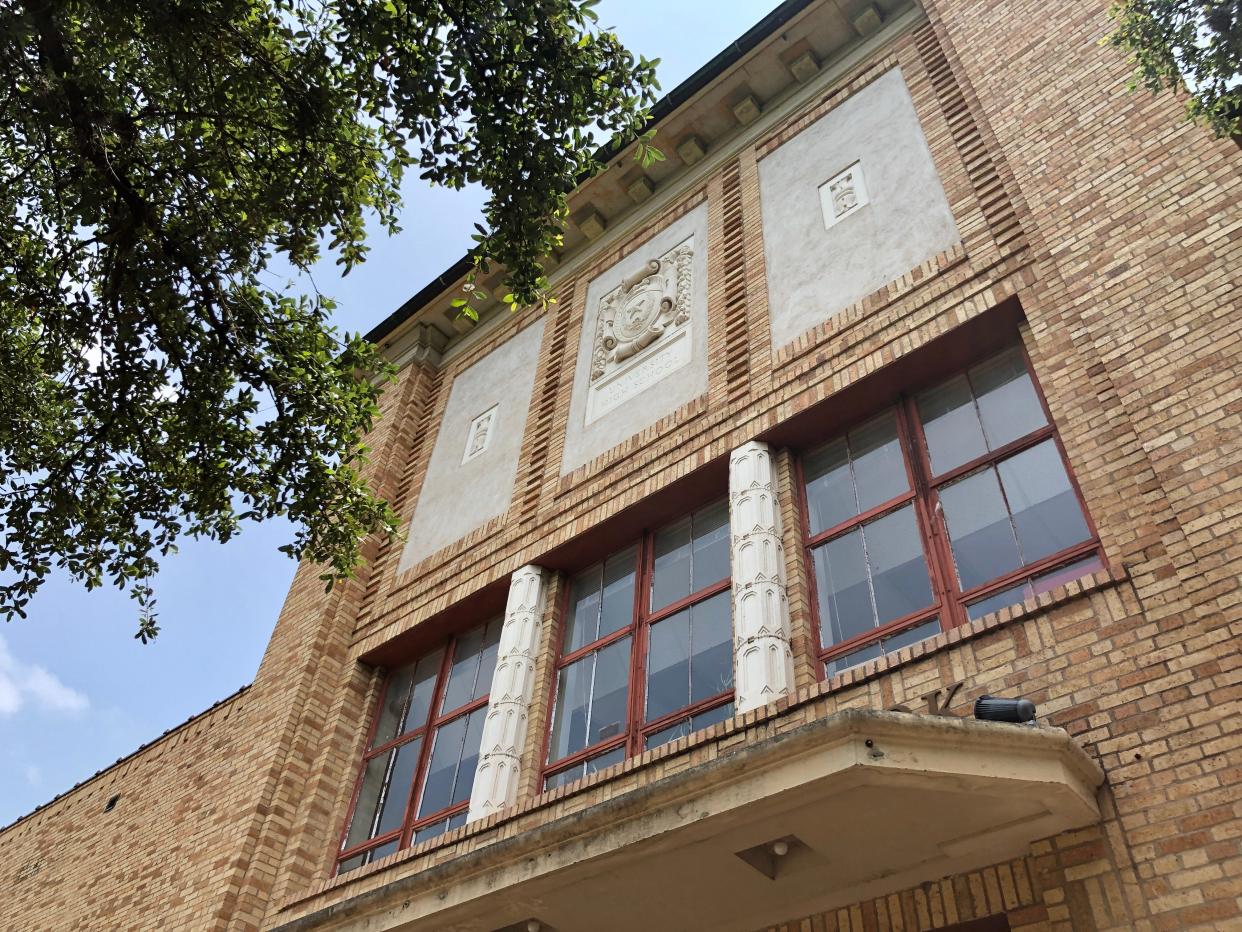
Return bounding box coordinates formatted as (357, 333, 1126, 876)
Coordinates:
(0, 635, 89, 716)
(24, 764, 42, 787)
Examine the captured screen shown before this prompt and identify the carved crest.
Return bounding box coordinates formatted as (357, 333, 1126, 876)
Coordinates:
(590, 240, 693, 383)
(830, 169, 859, 216)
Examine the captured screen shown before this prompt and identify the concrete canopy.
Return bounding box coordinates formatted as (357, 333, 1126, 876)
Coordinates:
(277, 711, 1103, 932)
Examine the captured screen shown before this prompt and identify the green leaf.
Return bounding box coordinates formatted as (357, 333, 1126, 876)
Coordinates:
(0, 0, 661, 637)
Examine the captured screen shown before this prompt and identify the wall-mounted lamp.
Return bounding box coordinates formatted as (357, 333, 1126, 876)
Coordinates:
(974, 695, 1037, 724)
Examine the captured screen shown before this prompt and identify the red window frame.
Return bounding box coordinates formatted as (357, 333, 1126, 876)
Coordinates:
(796, 344, 1102, 674)
(334, 623, 496, 874)
(540, 505, 733, 788)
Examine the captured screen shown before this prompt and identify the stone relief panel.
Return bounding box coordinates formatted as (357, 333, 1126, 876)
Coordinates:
(819, 161, 868, 229)
(758, 67, 961, 350)
(562, 202, 709, 473)
(462, 404, 498, 464)
(399, 318, 546, 570)
(585, 238, 694, 424)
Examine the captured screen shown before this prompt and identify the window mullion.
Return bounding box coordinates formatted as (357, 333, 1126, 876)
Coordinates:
(631, 534, 651, 757)
(857, 521, 883, 638)
(582, 651, 600, 759)
(367, 746, 401, 841)
(400, 639, 455, 847)
(898, 396, 961, 630)
(990, 458, 1029, 568)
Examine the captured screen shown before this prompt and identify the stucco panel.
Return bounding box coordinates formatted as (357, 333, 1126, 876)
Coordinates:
(758, 67, 960, 349)
(400, 318, 546, 569)
(561, 202, 710, 473)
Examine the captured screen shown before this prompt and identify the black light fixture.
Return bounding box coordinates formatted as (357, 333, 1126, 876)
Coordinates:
(974, 695, 1037, 724)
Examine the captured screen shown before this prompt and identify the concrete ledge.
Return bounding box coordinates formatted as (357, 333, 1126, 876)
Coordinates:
(270, 710, 1103, 932)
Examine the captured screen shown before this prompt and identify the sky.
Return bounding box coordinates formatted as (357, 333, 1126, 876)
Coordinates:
(0, 0, 776, 828)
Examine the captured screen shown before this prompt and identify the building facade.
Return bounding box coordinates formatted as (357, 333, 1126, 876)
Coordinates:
(2, 0, 1239, 929)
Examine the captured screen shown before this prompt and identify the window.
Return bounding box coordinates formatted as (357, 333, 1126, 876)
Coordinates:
(336, 619, 501, 875)
(543, 500, 734, 789)
(799, 346, 1101, 677)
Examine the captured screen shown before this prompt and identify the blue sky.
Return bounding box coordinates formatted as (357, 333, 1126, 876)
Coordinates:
(0, 0, 775, 827)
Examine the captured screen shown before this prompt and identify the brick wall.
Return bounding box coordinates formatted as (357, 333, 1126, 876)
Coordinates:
(1, 1, 1237, 929)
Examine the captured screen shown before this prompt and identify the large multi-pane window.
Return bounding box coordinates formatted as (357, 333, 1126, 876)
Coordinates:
(336, 619, 501, 875)
(800, 346, 1101, 676)
(543, 501, 734, 789)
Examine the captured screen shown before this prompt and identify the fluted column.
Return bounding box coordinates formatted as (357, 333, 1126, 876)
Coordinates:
(729, 441, 796, 713)
(468, 565, 549, 821)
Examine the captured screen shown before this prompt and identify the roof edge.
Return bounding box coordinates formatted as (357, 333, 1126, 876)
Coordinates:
(0, 683, 251, 837)
(363, 0, 820, 346)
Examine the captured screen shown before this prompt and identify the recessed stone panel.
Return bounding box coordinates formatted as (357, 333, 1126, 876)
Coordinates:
(399, 318, 546, 569)
(561, 203, 709, 473)
(759, 67, 960, 349)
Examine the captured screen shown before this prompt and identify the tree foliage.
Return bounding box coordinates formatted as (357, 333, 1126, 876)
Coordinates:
(1107, 0, 1242, 138)
(0, 0, 660, 638)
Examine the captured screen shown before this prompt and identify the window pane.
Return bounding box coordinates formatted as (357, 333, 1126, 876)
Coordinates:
(337, 853, 366, 875)
(374, 738, 420, 838)
(413, 818, 449, 845)
(418, 714, 468, 818)
(651, 517, 692, 612)
(939, 468, 1022, 591)
(345, 737, 422, 850)
(813, 528, 874, 648)
(401, 649, 444, 735)
(440, 625, 485, 713)
(585, 745, 625, 775)
(1034, 554, 1103, 593)
(371, 665, 415, 748)
(997, 440, 1090, 565)
(803, 437, 855, 535)
(589, 635, 632, 746)
(863, 505, 933, 625)
(646, 610, 690, 722)
(824, 618, 940, 677)
(690, 591, 734, 704)
(692, 701, 734, 733)
(851, 414, 908, 513)
(546, 744, 624, 791)
(882, 618, 941, 653)
(417, 706, 484, 821)
(450, 706, 488, 808)
(972, 348, 1046, 451)
(966, 581, 1032, 621)
(563, 564, 602, 655)
(474, 619, 501, 702)
(344, 752, 391, 849)
(370, 838, 400, 861)
(548, 655, 592, 762)
(691, 500, 731, 591)
(917, 374, 988, 475)
(645, 701, 734, 751)
(824, 640, 882, 678)
(544, 763, 584, 791)
(966, 554, 1102, 622)
(645, 717, 692, 750)
(600, 546, 637, 639)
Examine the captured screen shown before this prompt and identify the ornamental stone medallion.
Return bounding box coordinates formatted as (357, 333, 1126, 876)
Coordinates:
(561, 202, 709, 473)
(462, 404, 497, 464)
(585, 237, 694, 425)
(819, 161, 868, 229)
